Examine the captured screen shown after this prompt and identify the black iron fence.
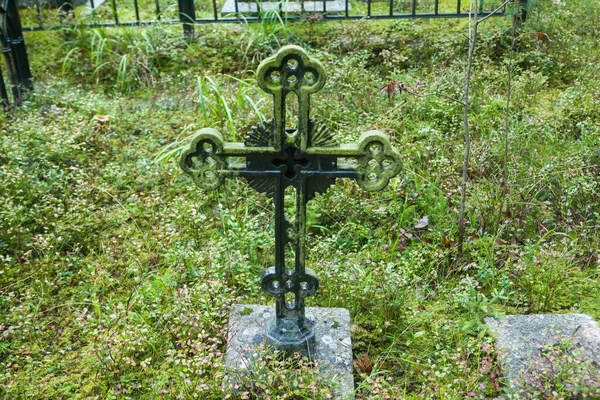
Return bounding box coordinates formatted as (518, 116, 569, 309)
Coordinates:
(21, 0, 518, 32)
(1, 0, 33, 106)
(1, 0, 527, 106)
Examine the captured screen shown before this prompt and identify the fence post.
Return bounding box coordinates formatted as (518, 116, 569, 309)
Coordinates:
(178, 0, 196, 38)
(0, 63, 9, 107)
(0, 0, 33, 105)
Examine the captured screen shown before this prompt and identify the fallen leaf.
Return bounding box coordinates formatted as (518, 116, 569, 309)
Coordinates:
(441, 236, 452, 248)
(379, 80, 399, 98)
(93, 114, 109, 123)
(414, 216, 429, 229)
(355, 353, 373, 374)
(537, 32, 551, 41)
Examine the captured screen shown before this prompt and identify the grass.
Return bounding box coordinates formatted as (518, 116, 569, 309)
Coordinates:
(1, 0, 600, 398)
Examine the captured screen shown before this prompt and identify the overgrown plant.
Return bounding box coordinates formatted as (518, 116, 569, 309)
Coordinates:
(60, 26, 165, 92)
(458, 0, 513, 256)
(239, 3, 289, 64)
(2, 2, 600, 397)
(154, 75, 267, 164)
(514, 337, 600, 399)
(224, 349, 337, 398)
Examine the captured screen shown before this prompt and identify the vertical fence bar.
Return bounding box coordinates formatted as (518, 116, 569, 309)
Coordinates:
(11, 39, 32, 95)
(155, 0, 161, 20)
(88, 0, 96, 22)
(322, 0, 326, 14)
(110, 0, 119, 24)
(388, 0, 392, 16)
(367, 0, 371, 17)
(434, 0, 438, 14)
(34, 0, 43, 29)
(0, 63, 9, 108)
(345, 0, 348, 17)
(212, 0, 218, 20)
(411, 0, 416, 15)
(178, 0, 196, 37)
(0, 0, 33, 104)
(234, 0, 238, 14)
(134, 0, 140, 22)
(1, 49, 19, 101)
(456, 0, 461, 14)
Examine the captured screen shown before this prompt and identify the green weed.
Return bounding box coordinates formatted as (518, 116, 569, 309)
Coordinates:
(1, 0, 599, 397)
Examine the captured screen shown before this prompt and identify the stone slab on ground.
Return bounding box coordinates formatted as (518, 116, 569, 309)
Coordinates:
(486, 313, 600, 392)
(222, 0, 348, 15)
(225, 304, 354, 399)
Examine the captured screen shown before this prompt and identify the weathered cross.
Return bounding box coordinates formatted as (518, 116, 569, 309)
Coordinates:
(180, 45, 401, 357)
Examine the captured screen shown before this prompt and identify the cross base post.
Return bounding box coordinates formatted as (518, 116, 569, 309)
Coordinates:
(265, 317, 316, 358)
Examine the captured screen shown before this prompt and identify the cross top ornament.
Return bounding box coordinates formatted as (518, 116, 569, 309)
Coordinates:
(180, 45, 401, 356)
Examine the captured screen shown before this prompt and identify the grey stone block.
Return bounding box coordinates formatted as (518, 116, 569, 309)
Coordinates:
(225, 304, 355, 399)
(221, 0, 348, 15)
(486, 313, 600, 393)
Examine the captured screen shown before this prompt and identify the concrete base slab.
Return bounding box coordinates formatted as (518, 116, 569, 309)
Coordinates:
(222, 0, 348, 15)
(486, 314, 600, 393)
(224, 304, 354, 399)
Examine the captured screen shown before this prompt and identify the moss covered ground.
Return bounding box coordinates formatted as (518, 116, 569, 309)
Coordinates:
(1, 0, 600, 398)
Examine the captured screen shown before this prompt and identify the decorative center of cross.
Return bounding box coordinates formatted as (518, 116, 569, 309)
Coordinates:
(180, 45, 401, 356)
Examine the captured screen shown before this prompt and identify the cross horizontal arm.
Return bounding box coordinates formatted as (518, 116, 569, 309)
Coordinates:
(304, 143, 361, 157)
(237, 169, 357, 178)
(307, 130, 403, 192)
(180, 128, 281, 191)
(221, 142, 277, 156)
(304, 131, 396, 157)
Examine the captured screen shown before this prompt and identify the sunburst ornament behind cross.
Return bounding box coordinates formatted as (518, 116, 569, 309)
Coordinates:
(180, 45, 402, 356)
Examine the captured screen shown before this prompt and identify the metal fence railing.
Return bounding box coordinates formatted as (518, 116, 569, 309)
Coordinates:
(1, 0, 33, 107)
(18, 0, 521, 32)
(1, 0, 527, 106)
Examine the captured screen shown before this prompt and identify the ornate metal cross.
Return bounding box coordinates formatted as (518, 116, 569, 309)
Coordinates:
(180, 45, 401, 357)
